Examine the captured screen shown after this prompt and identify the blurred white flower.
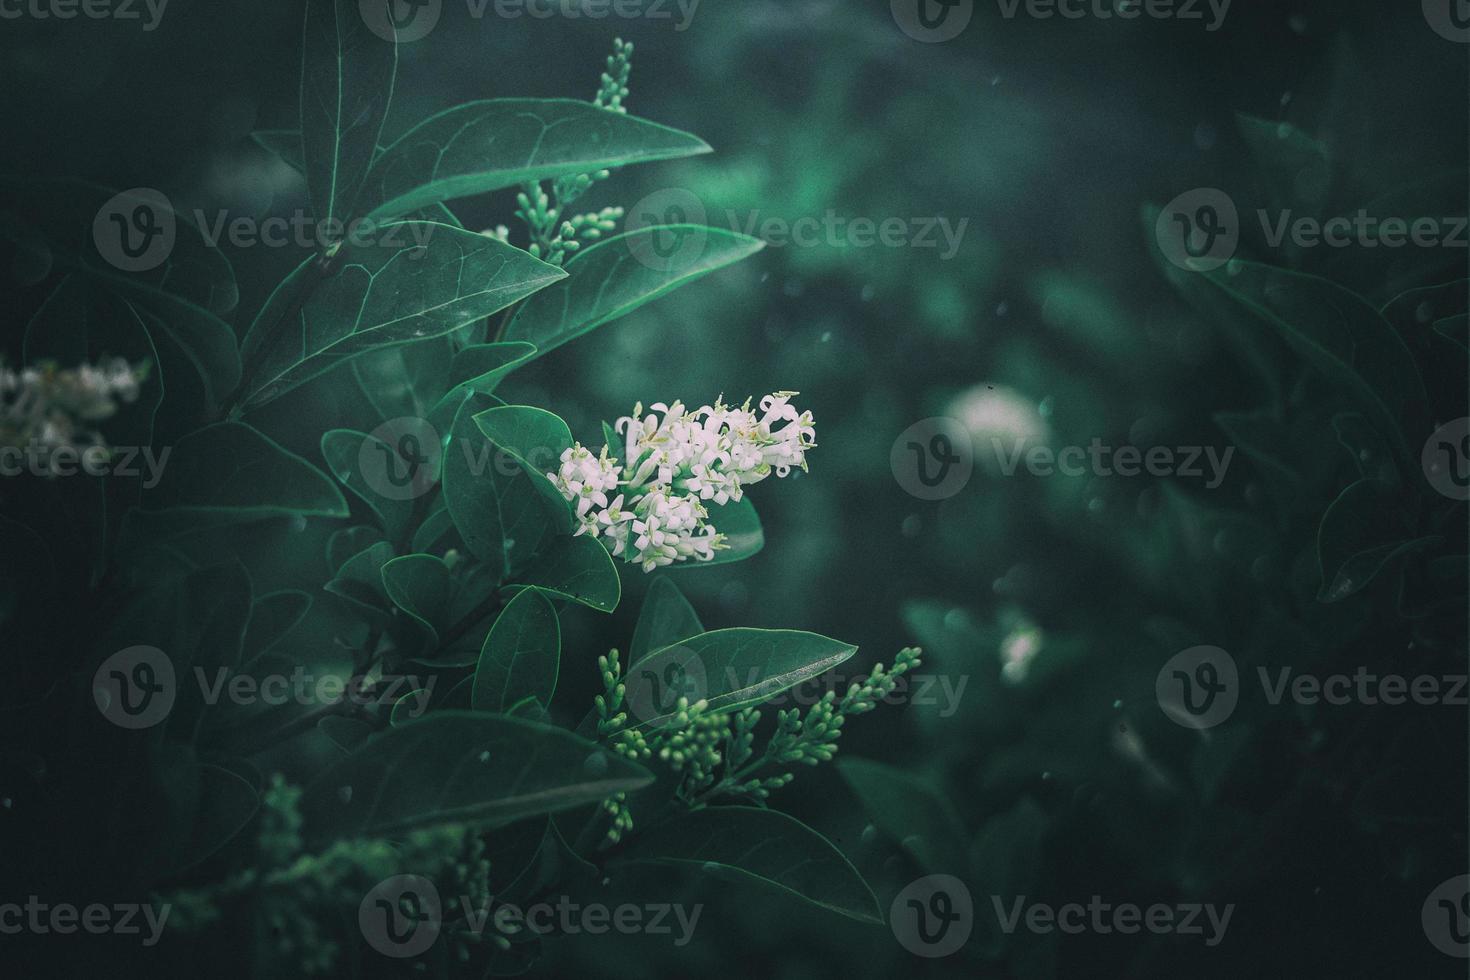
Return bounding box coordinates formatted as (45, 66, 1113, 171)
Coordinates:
(947, 383, 1050, 473)
(0, 357, 149, 476)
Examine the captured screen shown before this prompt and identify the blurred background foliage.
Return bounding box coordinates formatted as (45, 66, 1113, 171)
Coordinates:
(1, 0, 1466, 977)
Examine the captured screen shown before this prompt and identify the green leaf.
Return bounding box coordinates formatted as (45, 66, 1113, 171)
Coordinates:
(0, 176, 238, 315)
(299, 0, 396, 240)
(443, 393, 558, 576)
(242, 590, 313, 664)
(510, 535, 621, 612)
(1212, 410, 1304, 491)
(238, 223, 565, 408)
(381, 554, 454, 651)
(629, 577, 704, 666)
(319, 715, 374, 753)
(121, 289, 243, 423)
(325, 540, 396, 618)
(472, 405, 577, 532)
(837, 757, 968, 873)
(1200, 261, 1432, 460)
(390, 689, 431, 726)
(300, 711, 653, 840)
(153, 762, 260, 875)
(1317, 479, 1438, 602)
(1331, 412, 1398, 487)
(450, 342, 538, 395)
(326, 525, 382, 572)
(701, 497, 764, 566)
(143, 422, 348, 520)
(630, 628, 857, 726)
(252, 129, 304, 171)
(352, 337, 454, 421)
(613, 806, 881, 923)
(1235, 113, 1332, 211)
(503, 227, 764, 362)
(357, 99, 712, 222)
(320, 428, 417, 540)
(473, 588, 560, 713)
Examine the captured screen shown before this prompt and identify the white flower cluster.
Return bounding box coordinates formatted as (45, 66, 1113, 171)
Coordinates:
(0, 357, 148, 472)
(549, 392, 817, 572)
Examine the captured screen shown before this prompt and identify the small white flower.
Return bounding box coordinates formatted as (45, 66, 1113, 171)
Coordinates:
(546, 392, 814, 573)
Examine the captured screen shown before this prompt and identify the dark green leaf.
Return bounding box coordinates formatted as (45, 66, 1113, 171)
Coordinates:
(358, 99, 712, 222)
(510, 535, 621, 613)
(471, 405, 576, 532)
(631, 628, 857, 726)
(1201, 261, 1432, 460)
(473, 588, 560, 713)
(300, 711, 653, 840)
(450, 342, 538, 395)
(838, 757, 968, 873)
(614, 806, 881, 923)
(242, 590, 313, 664)
(299, 0, 396, 239)
(238, 223, 565, 407)
(443, 393, 558, 576)
(0, 176, 238, 314)
(381, 554, 453, 651)
(629, 577, 704, 666)
(701, 497, 764, 566)
(1317, 479, 1437, 601)
(503, 227, 764, 362)
(144, 422, 348, 520)
(321, 428, 416, 540)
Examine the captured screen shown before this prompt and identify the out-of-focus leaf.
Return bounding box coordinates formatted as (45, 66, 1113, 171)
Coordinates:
(613, 806, 881, 923)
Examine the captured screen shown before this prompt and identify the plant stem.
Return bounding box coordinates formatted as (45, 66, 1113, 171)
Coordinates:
(439, 589, 508, 649)
(221, 248, 340, 419)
